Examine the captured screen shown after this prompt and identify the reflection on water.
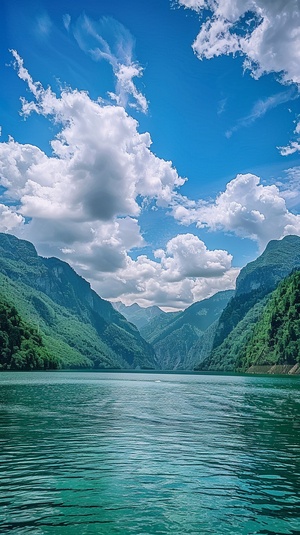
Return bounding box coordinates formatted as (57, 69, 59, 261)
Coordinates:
(0, 372, 299, 534)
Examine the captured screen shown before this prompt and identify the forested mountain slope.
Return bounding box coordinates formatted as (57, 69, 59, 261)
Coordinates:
(141, 290, 234, 370)
(239, 270, 300, 372)
(197, 236, 300, 373)
(0, 233, 157, 370)
(0, 295, 59, 370)
(212, 235, 300, 351)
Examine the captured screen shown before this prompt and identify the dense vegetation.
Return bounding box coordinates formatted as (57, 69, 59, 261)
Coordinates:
(1, 233, 300, 374)
(141, 290, 234, 370)
(197, 236, 300, 374)
(238, 270, 300, 371)
(212, 235, 300, 351)
(0, 296, 59, 370)
(196, 298, 268, 371)
(0, 233, 156, 370)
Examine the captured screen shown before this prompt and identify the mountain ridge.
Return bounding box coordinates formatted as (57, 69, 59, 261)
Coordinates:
(141, 290, 234, 370)
(197, 235, 300, 373)
(0, 233, 157, 370)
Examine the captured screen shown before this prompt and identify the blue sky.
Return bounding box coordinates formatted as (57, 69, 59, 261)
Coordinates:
(1, 0, 300, 309)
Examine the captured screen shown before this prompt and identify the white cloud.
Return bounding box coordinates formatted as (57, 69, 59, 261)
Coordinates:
(172, 173, 300, 249)
(158, 234, 232, 280)
(178, 0, 300, 84)
(63, 14, 71, 32)
(0, 205, 24, 233)
(178, 0, 300, 151)
(36, 13, 52, 37)
(0, 54, 185, 255)
(278, 115, 300, 155)
(90, 234, 238, 310)
(177, 0, 206, 10)
(226, 87, 299, 137)
(279, 141, 300, 156)
(73, 15, 148, 113)
(217, 97, 227, 115)
(0, 52, 238, 310)
(4, 52, 184, 223)
(275, 166, 300, 208)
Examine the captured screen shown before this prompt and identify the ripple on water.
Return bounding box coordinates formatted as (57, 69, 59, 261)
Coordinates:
(0, 372, 300, 534)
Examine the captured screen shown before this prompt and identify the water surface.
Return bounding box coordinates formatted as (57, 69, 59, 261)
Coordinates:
(0, 372, 300, 534)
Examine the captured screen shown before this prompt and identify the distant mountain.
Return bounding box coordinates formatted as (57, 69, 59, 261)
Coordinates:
(0, 233, 157, 370)
(112, 301, 166, 330)
(140, 290, 234, 370)
(197, 235, 300, 373)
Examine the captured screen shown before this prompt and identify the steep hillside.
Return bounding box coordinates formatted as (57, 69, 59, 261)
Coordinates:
(141, 290, 234, 370)
(0, 233, 157, 370)
(112, 301, 166, 330)
(211, 235, 300, 351)
(0, 295, 59, 370)
(197, 236, 300, 373)
(196, 298, 269, 371)
(238, 270, 300, 372)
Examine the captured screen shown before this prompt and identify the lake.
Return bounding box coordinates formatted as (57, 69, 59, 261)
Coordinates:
(0, 372, 299, 534)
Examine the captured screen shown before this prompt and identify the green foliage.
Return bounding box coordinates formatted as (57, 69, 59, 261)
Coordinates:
(236, 235, 300, 293)
(196, 235, 300, 373)
(199, 270, 300, 373)
(141, 290, 234, 370)
(239, 270, 300, 371)
(212, 289, 267, 350)
(0, 233, 156, 370)
(213, 235, 300, 351)
(0, 295, 59, 370)
(197, 298, 268, 371)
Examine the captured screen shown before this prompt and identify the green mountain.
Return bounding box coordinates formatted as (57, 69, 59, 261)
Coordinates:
(197, 235, 300, 373)
(238, 270, 300, 373)
(112, 301, 166, 330)
(0, 233, 157, 370)
(141, 290, 234, 370)
(212, 235, 300, 351)
(0, 295, 59, 370)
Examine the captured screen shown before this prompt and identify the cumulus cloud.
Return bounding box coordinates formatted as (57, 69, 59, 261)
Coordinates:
(89, 234, 238, 310)
(0, 53, 183, 254)
(0, 52, 239, 309)
(178, 0, 300, 83)
(156, 234, 232, 280)
(0, 205, 24, 233)
(172, 173, 300, 249)
(177, 0, 206, 9)
(72, 15, 148, 113)
(4, 51, 184, 222)
(177, 0, 300, 150)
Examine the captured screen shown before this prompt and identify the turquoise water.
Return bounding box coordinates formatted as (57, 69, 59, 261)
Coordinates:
(0, 372, 299, 534)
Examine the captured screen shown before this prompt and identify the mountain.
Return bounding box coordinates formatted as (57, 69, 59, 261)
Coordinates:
(197, 235, 300, 373)
(212, 235, 300, 351)
(0, 295, 59, 370)
(112, 301, 166, 330)
(140, 290, 234, 370)
(238, 270, 300, 374)
(0, 233, 157, 370)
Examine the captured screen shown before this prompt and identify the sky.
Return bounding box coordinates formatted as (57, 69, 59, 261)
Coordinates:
(1, 0, 300, 310)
